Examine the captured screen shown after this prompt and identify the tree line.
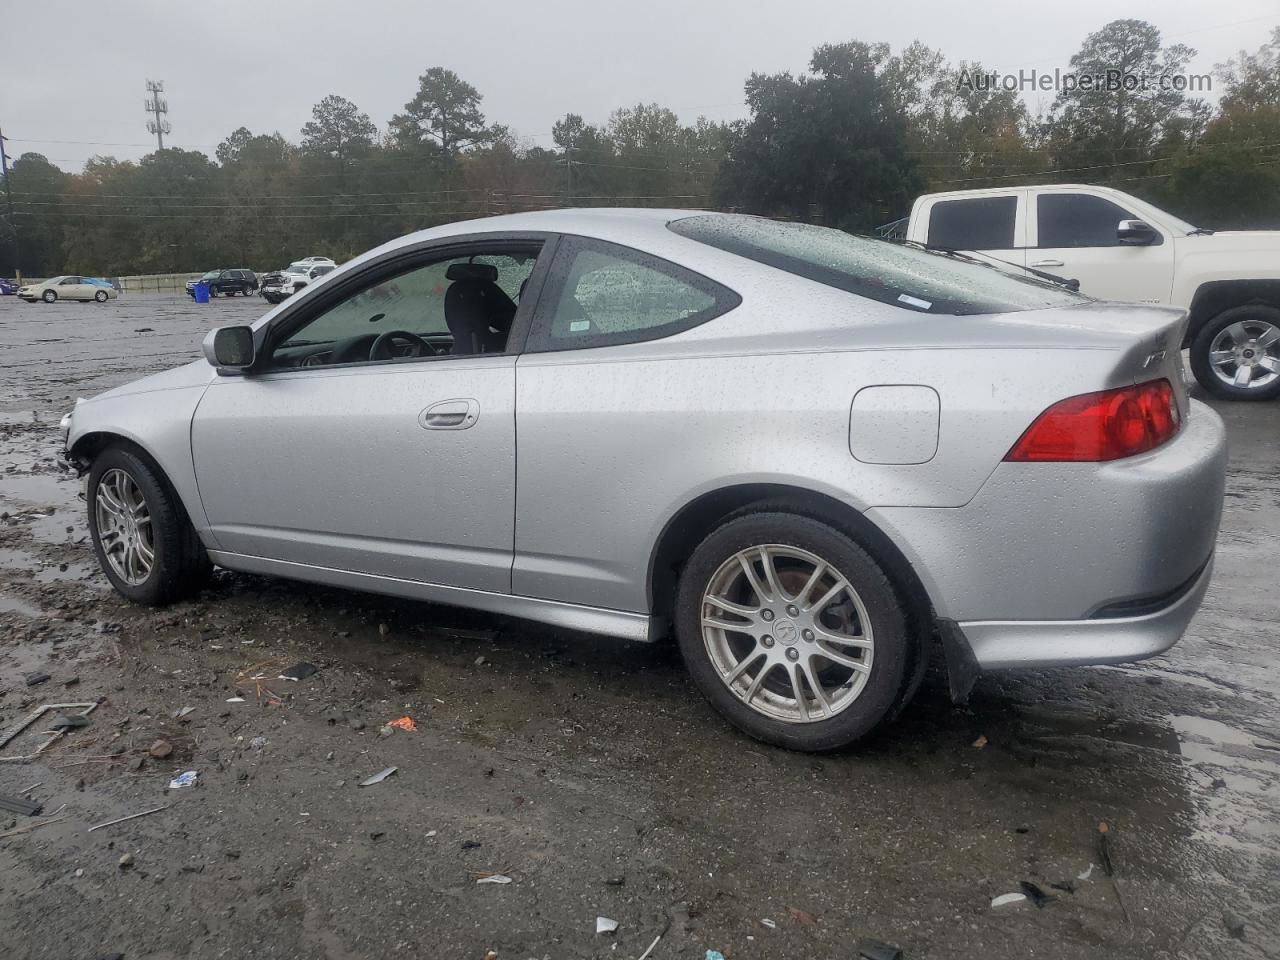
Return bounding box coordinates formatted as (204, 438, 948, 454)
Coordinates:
(2, 19, 1278, 278)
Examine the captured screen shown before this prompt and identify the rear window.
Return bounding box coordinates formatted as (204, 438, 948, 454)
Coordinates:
(927, 196, 1017, 250)
(668, 214, 1084, 315)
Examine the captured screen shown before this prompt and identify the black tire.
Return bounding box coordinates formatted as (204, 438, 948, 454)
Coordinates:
(1190, 304, 1280, 402)
(94, 290, 108, 302)
(42, 289, 56, 303)
(675, 511, 910, 751)
(87, 446, 212, 605)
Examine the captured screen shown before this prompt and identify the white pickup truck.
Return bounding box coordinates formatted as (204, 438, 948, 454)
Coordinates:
(903, 184, 1280, 401)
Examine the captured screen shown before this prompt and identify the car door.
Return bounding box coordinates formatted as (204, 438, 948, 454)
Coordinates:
(921, 192, 1027, 273)
(1029, 191, 1175, 303)
(60, 276, 88, 300)
(190, 237, 550, 593)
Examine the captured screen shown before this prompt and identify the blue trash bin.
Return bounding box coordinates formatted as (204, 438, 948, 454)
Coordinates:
(194, 281, 210, 304)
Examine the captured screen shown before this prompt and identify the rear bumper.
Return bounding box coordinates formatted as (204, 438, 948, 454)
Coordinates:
(954, 553, 1213, 669)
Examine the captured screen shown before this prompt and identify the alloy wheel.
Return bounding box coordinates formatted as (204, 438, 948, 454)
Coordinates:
(1208, 318, 1280, 391)
(700, 544, 874, 724)
(94, 468, 155, 585)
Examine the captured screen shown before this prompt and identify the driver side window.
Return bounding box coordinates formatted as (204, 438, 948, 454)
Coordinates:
(268, 245, 541, 369)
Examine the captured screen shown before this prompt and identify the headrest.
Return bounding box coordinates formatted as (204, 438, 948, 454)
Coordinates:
(446, 262, 499, 283)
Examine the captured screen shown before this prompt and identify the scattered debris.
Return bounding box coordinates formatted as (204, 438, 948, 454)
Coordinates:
(637, 931, 664, 960)
(226, 697, 245, 703)
(991, 893, 1027, 908)
(118, 853, 134, 870)
(705, 951, 726, 960)
(1077, 863, 1095, 881)
(24, 672, 51, 687)
(857, 939, 904, 960)
(278, 662, 319, 682)
(787, 906, 819, 926)
(359, 766, 397, 787)
(1049, 880, 1077, 894)
(1, 702, 101, 763)
(168, 771, 198, 790)
(760, 919, 777, 929)
(474, 656, 487, 667)
(461, 839, 482, 850)
(476, 874, 513, 885)
(87, 803, 167, 834)
(378, 725, 394, 738)
(388, 715, 417, 732)
(972, 734, 988, 749)
(173, 706, 195, 719)
(425, 830, 438, 839)
(149, 740, 173, 759)
(249, 736, 267, 751)
(1096, 821, 1114, 876)
(0, 792, 43, 816)
(1223, 911, 1247, 940)
(603, 876, 625, 886)
(596, 916, 618, 934)
(0, 806, 68, 839)
(1019, 881, 1056, 908)
(48, 714, 90, 731)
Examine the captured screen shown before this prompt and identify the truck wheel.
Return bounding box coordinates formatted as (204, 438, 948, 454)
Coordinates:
(1190, 304, 1280, 402)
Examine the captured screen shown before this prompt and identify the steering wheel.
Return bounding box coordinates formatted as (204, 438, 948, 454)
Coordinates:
(369, 330, 431, 361)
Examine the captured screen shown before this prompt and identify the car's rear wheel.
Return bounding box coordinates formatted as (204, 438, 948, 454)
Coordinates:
(94, 290, 108, 302)
(1191, 304, 1280, 401)
(42, 289, 56, 303)
(675, 512, 909, 751)
(87, 447, 212, 605)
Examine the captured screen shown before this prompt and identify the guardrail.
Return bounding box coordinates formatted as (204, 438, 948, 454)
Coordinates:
(114, 273, 205, 294)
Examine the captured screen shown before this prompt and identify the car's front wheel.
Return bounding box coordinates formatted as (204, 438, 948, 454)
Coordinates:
(87, 447, 212, 605)
(675, 512, 909, 751)
(94, 290, 108, 302)
(1191, 304, 1280, 401)
(42, 289, 56, 303)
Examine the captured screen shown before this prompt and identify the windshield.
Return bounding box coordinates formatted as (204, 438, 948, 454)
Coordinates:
(202, 271, 220, 280)
(669, 214, 1086, 315)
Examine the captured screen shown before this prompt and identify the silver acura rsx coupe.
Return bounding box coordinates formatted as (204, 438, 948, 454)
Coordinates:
(61, 209, 1227, 751)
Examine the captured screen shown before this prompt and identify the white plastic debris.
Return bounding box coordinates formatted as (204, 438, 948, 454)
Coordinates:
(168, 771, 198, 790)
(991, 892, 1027, 908)
(226, 697, 245, 703)
(359, 766, 398, 787)
(761, 919, 777, 929)
(596, 917, 618, 934)
(173, 706, 195, 719)
(477, 874, 513, 885)
(1077, 863, 1095, 881)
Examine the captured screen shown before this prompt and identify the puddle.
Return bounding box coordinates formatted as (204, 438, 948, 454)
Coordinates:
(0, 592, 42, 617)
(0, 472, 76, 507)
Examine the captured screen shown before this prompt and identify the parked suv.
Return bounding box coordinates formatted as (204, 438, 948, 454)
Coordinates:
(903, 184, 1280, 401)
(186, 269, 258, 298)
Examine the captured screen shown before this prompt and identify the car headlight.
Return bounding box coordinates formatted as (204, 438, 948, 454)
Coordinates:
(60, 411, 73, 446)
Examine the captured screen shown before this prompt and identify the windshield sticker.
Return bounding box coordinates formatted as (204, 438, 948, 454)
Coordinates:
(897, 294, 932, 310)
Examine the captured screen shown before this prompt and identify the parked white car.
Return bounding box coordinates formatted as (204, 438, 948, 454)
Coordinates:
(18, 276, 119, 303)
(903, 184, 1280, 400)
(260, 262, 335, 304)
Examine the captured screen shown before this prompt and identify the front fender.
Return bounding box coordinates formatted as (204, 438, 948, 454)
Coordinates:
(66, 382, 216, 545)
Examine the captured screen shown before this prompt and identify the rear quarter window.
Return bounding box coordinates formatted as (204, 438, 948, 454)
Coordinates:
(927, 196, 1017, 250)
(668, 214, 1085, 316)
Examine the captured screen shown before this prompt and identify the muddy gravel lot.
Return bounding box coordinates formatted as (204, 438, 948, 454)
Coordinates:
(0, 293, 1277, 960)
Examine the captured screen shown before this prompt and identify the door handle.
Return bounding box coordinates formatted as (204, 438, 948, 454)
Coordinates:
(419, 398, 479, 430)
(1030, 259, 1065, 268)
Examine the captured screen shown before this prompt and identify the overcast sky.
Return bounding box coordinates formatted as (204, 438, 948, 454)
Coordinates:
(3, 0, 1276, 172)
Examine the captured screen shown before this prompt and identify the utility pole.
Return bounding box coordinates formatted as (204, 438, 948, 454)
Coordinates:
(0, 126, 21, 282)
(144, 79, 170, 150)
(565, 145, 573, 204)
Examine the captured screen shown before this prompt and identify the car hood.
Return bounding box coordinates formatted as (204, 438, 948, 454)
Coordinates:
(1181, 230, 1280, 253)
(84, 359, 216, 404)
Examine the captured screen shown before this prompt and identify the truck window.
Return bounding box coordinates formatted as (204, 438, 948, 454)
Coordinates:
(927, 196, 1016, 250)
(1037, 194, 1139, 248)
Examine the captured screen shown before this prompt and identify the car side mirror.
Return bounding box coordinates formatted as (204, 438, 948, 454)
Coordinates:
(1117, 219, 1158, 245)
(203, 326, 256, 372)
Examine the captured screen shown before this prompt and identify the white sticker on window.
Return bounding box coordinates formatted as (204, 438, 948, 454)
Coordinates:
(569, 319, 591, 332)
(897, 294, 932, 310)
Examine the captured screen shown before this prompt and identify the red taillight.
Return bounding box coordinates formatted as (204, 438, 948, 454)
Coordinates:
(1005, 379, 1181, 462)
